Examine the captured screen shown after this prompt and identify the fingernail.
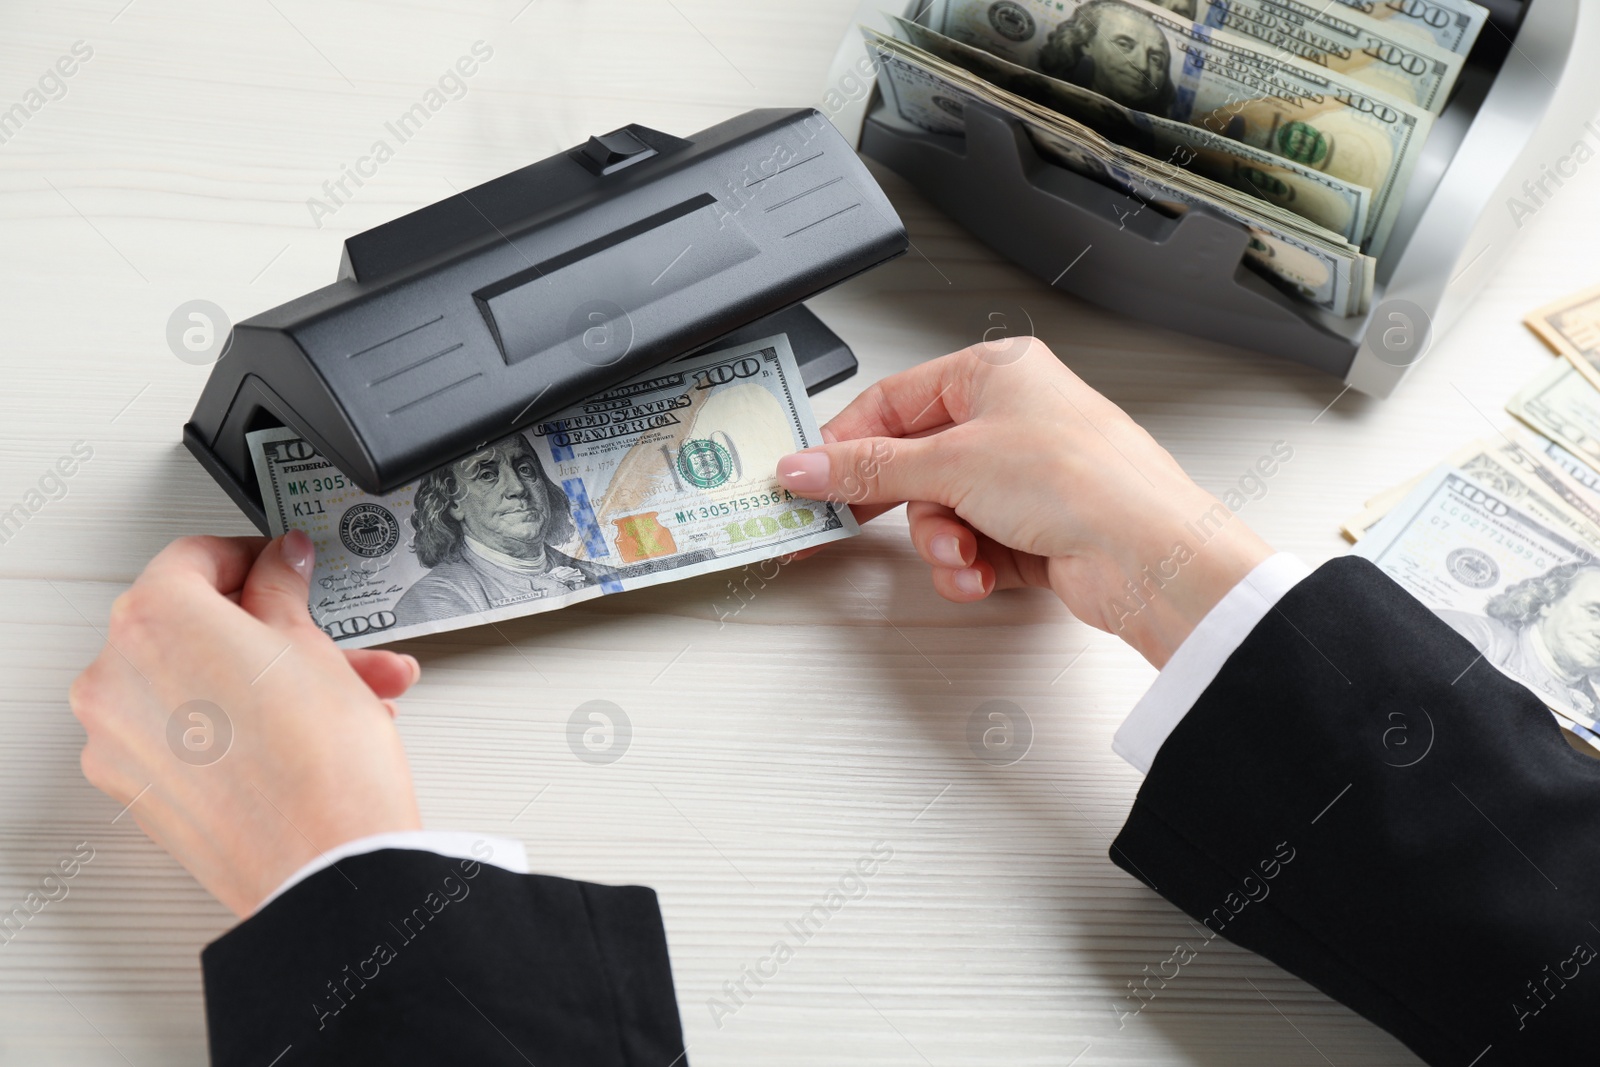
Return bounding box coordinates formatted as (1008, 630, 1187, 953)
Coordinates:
(282, 530, 315, 582)
(954, 567, 985, 596)
(402, 654, 422, 684)
(931, 534, 965, 568)
(777, 451, 831, 495)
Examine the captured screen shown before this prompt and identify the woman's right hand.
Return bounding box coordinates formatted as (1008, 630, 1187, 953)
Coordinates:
(776, 338, 1272, 668)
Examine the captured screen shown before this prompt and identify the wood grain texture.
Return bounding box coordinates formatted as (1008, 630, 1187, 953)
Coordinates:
(1, 0, 1594, 1062)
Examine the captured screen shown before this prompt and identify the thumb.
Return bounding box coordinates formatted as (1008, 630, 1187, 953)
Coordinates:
(240, 529, 320, 632)
(776, 435, 953, 508)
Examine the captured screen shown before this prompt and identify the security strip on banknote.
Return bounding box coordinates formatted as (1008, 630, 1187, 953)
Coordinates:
(247, 334, 856, 649)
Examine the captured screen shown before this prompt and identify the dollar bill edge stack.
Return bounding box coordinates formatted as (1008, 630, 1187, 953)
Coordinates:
(824, 0, 1600, 397)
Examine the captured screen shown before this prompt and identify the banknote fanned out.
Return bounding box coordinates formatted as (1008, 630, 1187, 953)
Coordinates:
(1326, 0, 1489, 55)
(247, 334, 857, 649)
(1182, 0, 1466, 114)
(926, 0, 1437, 260)
(1526, 282, 1600, 393)
(1344, 429, 1600, 546)
(1343, 288, 1600, 752)
(1507, 357, 1600, 472)
(888, 16, 1374, 245)
(1354, 465, 1600, 746)
(867, 32, 1374, 315)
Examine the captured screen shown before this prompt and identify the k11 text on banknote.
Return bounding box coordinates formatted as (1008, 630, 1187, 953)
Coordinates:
(247, 334, 857, 649)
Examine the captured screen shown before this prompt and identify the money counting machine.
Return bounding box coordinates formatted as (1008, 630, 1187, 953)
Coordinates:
(184, 108, 908, 533)
(827, 0, 1600, 397)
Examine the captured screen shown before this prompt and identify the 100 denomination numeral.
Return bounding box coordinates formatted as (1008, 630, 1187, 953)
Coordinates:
(724, 508, 815, 544)
(690, 357, 762, 390)
(322, 610, 396, 640)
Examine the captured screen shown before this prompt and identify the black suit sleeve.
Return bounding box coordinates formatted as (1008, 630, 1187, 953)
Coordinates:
(200, 849, 686, 1067)
(1110, 557, 1600, 1066)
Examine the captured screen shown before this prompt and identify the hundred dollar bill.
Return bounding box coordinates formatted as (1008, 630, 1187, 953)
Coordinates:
(1516, 423, 1600, 504)
(1354, 465, 1600, 743)
(1526, 282, 1600, 393)
(1506, 358, 1600, 474)
(1184, 0, 1465, 113)
(870, 38, 1372, 315)
(246, 334, 857, 649)
(1328, 0, 1489, 55)
(928, 0, 1436, 258)
(1339, 431, 1600, 545)
(1450, 435, 1600, 544)
(1498, 424, 1600, 533)
(1343, 423, 1600, 543)
(888, 16, 1373, 243)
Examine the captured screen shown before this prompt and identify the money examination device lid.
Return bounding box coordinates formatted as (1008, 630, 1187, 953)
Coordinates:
(182, 107, 908, 531)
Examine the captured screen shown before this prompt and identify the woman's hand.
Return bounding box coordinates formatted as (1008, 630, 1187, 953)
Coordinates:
(777, 338, 1273, 667)
(68, 532, 424, 917)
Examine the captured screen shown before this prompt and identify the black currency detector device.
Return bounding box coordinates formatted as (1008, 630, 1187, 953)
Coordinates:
(184, 108, 907, 533)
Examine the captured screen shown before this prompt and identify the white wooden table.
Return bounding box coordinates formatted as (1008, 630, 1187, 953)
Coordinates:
(1, 1, 1592, 1062)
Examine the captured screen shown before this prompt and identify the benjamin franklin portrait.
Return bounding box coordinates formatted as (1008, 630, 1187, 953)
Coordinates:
(1441, 562, 1600, 719)
(1037, 0, 1176, 116)
(392, 432, 618, 626)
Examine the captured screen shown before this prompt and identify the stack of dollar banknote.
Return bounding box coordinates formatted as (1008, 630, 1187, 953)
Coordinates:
(863, 0, 1489, 317)
(248, 334, 858, 649)
(1345, 285, 1600, 752)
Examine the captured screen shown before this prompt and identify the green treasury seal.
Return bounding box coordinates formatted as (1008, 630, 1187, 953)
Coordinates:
(677, 439, 734, 490)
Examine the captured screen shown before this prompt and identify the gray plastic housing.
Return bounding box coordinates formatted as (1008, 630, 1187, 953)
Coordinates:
(826, 0, 1600, 396)
(185, 107, 908, 531)
(862, 98, 1357, 377)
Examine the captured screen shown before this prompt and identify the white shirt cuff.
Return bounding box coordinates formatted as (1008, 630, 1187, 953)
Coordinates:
(254, 831, 530, 914)
(1113, 553, 1314, 774)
